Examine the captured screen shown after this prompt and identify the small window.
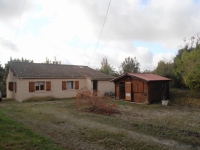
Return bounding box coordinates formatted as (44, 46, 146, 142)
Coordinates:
(35, 82, 45, 91)
(67, 81, 73, 89)
(9, 82, 17, 93)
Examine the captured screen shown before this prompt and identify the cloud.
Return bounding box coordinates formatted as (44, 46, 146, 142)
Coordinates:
(0, 0, 200, 71)
(0, 37, 18, 51)
(0, 0, 34, 25)
(76, 0, 200, 48)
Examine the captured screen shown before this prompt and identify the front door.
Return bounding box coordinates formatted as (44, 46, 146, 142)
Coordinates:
(125, 82, 131, 101)
(93, 80, 98, 92)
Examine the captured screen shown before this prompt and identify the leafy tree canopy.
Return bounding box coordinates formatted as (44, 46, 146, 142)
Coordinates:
(120, 57, 140, 74)
(100, 57, 118, 76)
(173, 33, 200, 90)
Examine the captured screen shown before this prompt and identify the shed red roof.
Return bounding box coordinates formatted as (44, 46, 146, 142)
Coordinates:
(111, 73, 171, 82)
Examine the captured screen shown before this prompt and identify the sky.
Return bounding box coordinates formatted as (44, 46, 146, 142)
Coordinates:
(0, 0, 200, 72)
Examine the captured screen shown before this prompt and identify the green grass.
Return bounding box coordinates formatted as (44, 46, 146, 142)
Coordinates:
(0, 109, 64, 150)
(75, 128, 165, 150)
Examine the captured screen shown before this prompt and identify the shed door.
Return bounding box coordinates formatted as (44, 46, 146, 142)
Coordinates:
(125, 82, 131, 101)
(116, 83, 119, 99)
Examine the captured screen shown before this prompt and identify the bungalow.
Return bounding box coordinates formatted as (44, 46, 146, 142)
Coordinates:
(7, 62, 114, 102)
(111, 73, 171, 104)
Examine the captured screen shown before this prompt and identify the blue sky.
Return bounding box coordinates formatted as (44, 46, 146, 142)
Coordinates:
(0, 0, 200, 71)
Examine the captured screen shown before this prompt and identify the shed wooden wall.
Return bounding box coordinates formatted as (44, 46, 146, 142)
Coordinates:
(114, 76, 149, 103)
(114, 76, 170, 104)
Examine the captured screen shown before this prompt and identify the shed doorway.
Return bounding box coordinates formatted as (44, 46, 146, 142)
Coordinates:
(119, 82, 125, 99)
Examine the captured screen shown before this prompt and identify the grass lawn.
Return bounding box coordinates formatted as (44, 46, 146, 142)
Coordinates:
(0, 109, 64, 150)
(0, 89, 200, 150)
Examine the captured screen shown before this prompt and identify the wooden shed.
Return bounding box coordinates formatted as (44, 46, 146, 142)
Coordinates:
(111, 73, 171, 104)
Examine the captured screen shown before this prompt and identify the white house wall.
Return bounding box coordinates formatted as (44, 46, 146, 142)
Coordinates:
(7, 69, 114, 102)
(18, 78, 86, 102)
(6, 69, 18, 100)
(98, 81, 115, 96)
(86, 78, 92, 90)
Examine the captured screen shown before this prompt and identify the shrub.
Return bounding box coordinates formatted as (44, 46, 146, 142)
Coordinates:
(75, 87, 118, 115)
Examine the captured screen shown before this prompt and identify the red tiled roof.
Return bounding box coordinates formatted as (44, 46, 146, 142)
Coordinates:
(111, 73, 171, 82)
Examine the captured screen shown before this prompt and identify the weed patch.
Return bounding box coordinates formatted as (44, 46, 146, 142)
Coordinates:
(170, 88, 200, 108)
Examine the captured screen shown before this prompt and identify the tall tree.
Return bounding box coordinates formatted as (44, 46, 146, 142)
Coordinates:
(173, 33, 200, 90)
(100, 57, 114, 75)
(120, 57, 140, 74)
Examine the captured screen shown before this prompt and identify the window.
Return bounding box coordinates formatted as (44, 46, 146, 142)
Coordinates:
(67, 81, 73, 89)
(8, 82, 17, 93)
(62, 81, 79, 90)
(29, 81, 51, 92)
(35, 82, 45, 91)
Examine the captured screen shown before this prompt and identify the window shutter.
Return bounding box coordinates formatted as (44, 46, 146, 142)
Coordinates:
(29, 82, 35, 92)
(9, 82, 14, 91)
(125, 82, 131, 101)
(138, 82, 144, 93)
(15, 82, 17, 93)
(133, 83, 138, 92)
(75, 81, 79, 90)
(62, 81, 67, 90)
(46, 81, 51, 91)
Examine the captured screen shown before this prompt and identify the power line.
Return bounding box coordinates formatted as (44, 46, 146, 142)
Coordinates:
(89, 0, 112, 66)
(12, 0, 26, 52)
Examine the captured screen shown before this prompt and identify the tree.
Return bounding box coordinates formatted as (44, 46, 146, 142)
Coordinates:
(10, 57, 33, 63)
(153, 60, 176, 87)
(173, 33, 200, 90)
(0, 63, 6, 97)
(44, 57, 61, 64)
(120, 57, 140, 74)
(181, 49, 200, 91)
(100, 57, 113, 75)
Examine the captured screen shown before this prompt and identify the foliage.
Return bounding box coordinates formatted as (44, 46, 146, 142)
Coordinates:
(181, 49, 200, 91)
(120, 57, 140, 74)
(153, 32, 200, 91)
(44, 57, 61, 64)
(173, 33, 200, 91)
(75, 87, 118, 115)
(9, 57, 33, 63)
(99, 57, 119, 77)
(0, 63, 6, 97)
(153, 60, 177, 87)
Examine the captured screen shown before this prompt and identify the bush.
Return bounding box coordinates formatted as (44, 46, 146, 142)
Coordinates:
(75, 87, 118, 115)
